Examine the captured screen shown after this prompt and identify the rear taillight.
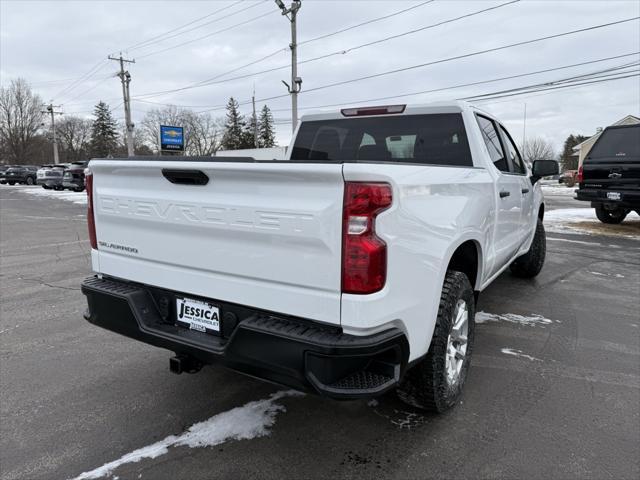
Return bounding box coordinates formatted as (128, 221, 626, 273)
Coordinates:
(342, 182, 392, 294)
(86, 170, 97, 249)
(577, 165, 583, 183)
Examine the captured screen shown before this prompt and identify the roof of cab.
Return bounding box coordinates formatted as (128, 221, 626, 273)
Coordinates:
(300, 100, 481, 123)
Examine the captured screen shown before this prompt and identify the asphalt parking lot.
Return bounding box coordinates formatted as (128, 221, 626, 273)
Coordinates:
(1, 185, 639, 480)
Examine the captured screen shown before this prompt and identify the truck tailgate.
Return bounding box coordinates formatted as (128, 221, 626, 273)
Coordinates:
(90, 160, 344, 325)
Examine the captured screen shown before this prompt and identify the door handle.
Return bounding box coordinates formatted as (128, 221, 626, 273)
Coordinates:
(162, 169, 209, 186)
(499, 190, 510, 198)
(521, 188, 530, 194)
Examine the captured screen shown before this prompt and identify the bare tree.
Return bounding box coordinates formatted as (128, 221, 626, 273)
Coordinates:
(140, 106, 189, 153)
(184, 111, 223, 156)
(0, 78, 44, 164)
(56, 116, 92, 162)
(140, 106, 223, 155)
(520, 136, 556, 164)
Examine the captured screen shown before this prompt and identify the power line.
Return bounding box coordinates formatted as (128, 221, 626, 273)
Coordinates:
(53, 59, 110, 101)
(122, 0, 245, 52)
(136, 8, 277, 60)
(298, 0, 435, 46)
(132, 0, 520, 99)
(268, 53, 640, 113)
(138, 0, 437, 96)
(302, 16, 640, 95)
(463, 71, 640, 102)
(61, 75, 114, 105)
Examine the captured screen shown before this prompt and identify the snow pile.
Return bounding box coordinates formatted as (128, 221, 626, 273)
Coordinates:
(71, 390, 303, 480)
(12, 185, 87, 205)
(476, 311, 557, 326)
(500, 348, 541, 362)
(544, 208, 640, 237)
(541, 184, 578, 197)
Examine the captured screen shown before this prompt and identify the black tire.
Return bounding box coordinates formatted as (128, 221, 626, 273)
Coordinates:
(7, 182, 15, 185)
(42, 185, 50, 189)
(396, 271, 475, 412)
(594, 204, 628, 224)
(26, 176, 34, 185)
(510, 218, 546, 278)
(74, 187, 84, 192)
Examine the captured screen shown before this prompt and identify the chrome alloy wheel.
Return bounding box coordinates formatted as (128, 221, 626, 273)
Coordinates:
(446, 299, 469, 386)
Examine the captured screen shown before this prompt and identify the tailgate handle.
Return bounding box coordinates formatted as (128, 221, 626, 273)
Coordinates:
(162, 169, 209, 186)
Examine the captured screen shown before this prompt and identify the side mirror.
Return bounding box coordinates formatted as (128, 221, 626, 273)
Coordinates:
(531, 160, 559, 184)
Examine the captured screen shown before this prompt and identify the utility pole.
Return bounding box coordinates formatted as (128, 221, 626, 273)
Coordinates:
(42, 102, 62, 164)
(252, 87, 258, 148)
(275, 0, 302, 133)
(522, 102, 527, 162)
(109, 53, 136, 157)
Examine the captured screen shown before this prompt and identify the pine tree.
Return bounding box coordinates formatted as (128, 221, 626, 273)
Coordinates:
(559, 134, 588, 171)
(258, 105, 276, 148)
(221, 97, 246, 150)
(244, 110, 259, 148)
(89, 101, 118, 157)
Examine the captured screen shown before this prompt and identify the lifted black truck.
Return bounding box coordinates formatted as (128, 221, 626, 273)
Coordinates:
(576, 124, 640, 223)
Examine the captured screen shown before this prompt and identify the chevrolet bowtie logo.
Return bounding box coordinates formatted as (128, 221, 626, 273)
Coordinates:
(608, 172, 622, 179)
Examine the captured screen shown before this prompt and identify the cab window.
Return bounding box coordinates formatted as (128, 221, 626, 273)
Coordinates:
(499, 126, 526, 174)
(476, 115, 507, 172)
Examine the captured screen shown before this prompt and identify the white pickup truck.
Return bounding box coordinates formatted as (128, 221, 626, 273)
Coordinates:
(81, 101, 558, 412)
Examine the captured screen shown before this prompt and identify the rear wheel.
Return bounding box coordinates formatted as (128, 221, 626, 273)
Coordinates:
(510, 218, 546, 278)
(7, 182, 15, 185)
(74, 187, 84, 192)
(26, 177, 34, 185)
(397, 270, 475, 412)
(595, 204, 628, 224)
(42, 185, 50, 189)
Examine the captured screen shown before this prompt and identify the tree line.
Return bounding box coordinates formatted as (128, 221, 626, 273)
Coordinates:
(0, 78, 277, 164)
(1, 77, 589, 169)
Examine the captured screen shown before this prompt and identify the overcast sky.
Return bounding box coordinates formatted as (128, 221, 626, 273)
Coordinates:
(1, 0, 639, 151)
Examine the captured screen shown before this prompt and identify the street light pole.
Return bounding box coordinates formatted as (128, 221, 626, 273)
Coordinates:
(275, 0, 302, 133)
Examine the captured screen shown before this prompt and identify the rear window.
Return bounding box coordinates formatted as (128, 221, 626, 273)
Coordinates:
(291, 113, 472, 166)
(587, 126, 640, 161)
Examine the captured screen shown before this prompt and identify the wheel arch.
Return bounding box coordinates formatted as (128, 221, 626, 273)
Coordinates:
(446, 239, 482, 292)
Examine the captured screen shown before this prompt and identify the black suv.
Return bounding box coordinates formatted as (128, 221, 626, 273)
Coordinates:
(62, 161, 88, 192)
(1, 166, 38, 185)
(576, 124, 640, 224)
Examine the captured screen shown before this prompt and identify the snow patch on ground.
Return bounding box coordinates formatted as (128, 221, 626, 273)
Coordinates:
(589, 271, 625, 278)
(18, 185, 87, 205)
(71, 390, 303, 480)
(541, 184, 578, 197)
(501, 348, 541, 362)
(544, 208, 640, 238)
(476, 311, 557, 327)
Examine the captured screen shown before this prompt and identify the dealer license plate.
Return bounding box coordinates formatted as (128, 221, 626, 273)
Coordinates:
(606, 192, 621, 201)
(176, 297, 220, 333)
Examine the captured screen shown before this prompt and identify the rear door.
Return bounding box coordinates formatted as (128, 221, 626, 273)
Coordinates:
(476, 115, 523, 275)
(90, 160, 345, 325)
(498, 124, 534, 240)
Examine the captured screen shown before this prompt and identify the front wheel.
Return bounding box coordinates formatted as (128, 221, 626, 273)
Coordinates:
(7, 182, 15, 185)
(595, 204, 628, 224)
(396, 270, 475, 412)
(26, 177, 34, 185)
(74, 187, 84, 192)
(510, 218, 546, 278)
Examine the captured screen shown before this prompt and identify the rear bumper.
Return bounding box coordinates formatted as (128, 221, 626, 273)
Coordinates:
(575, 187, 640, 208)
(37, 179, 62, 187)
(63, 180, 83, 189)
(81, 276, 409, 399)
